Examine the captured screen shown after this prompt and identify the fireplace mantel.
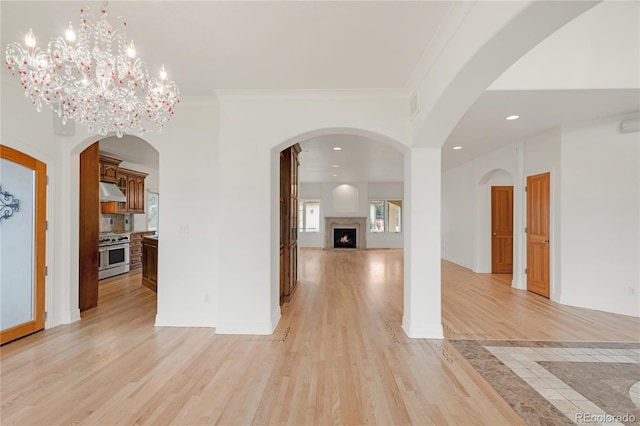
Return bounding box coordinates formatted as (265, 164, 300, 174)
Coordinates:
(324, 217, 367, 249)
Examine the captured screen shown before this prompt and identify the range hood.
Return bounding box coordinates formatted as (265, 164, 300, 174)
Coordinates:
(99, 182, 126, 202)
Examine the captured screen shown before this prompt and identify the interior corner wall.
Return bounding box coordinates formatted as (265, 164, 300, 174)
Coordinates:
(559, 117, 640, 317)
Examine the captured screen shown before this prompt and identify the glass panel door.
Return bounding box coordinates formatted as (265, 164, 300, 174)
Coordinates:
(1, 145, 46, 344)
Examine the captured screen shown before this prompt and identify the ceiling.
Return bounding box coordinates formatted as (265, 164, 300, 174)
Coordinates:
(99, 136, 158, 169)
(0, 1, 449, 93)
(443, 88, 640, 170)
(2, 2, 638, 181)
(299, 135, 403, 183)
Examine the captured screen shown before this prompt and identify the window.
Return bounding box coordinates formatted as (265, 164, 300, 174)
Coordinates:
(147, 190, 159, 232)
(298, 200, 320, 232)
(369, 200, 402, 233)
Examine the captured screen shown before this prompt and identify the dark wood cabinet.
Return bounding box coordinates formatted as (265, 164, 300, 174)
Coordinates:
(101, 167, 147, 214)
(99, 155, 120, 183)
(142, 236, 158, 292)
(280, 144, 300, 304)
(130, 231, 154, 272)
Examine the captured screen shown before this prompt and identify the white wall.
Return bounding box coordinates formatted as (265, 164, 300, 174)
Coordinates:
(153, 98, 220, 327)
(442, 164, 474, 268)
(491, 1, 640, 91)
(559, 116, 640, 317)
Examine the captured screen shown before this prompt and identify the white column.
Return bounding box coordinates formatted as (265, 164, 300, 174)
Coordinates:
(403, 148, 444, 338)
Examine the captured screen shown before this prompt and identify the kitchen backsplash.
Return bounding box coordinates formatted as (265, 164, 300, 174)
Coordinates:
(99, 213, 132, 233)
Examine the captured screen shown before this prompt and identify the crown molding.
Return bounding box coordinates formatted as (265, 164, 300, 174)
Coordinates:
(213, 88, 408, 102)
(405, 1, 475, 95)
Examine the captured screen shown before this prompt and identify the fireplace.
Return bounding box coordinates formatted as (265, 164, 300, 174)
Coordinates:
(334, 228, 357, 249)
(324, 217, 367, 250)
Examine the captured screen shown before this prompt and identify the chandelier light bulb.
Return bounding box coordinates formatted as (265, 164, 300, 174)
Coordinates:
(65, 22, 75, 45)
(126, 41, 136, 59)
(5, 5, 180, 138)
(24, 29, 36, 48)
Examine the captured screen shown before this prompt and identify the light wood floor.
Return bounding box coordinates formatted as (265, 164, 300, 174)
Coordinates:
(1, 249, 638, 425)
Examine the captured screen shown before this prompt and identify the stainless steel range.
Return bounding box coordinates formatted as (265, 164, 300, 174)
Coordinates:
(99, 232, 130, 280)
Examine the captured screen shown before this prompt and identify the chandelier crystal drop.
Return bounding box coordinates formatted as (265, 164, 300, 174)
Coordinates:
(5, 5, 179, 138)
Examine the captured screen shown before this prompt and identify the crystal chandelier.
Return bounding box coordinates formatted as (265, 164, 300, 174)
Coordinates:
(5, 3, 179, 138)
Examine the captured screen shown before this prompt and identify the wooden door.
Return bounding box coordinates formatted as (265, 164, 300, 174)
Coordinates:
(79, 142, 100, 311)
(0, 145, 47, 344)
(527, 172, 550, 298)
(491, 186, 513, 274)
(279, 145, 300, 304)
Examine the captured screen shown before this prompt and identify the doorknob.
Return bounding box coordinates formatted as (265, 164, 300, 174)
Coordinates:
(543, 239, 550, 243)
(492, 232, 497, 236)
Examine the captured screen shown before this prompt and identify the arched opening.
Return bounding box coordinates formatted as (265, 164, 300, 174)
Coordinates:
(271, 128, 408, 321)
(72, 134, 160, 316)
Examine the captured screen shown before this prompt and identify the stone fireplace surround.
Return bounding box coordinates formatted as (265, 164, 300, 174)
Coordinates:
(324, 217, 367, 249)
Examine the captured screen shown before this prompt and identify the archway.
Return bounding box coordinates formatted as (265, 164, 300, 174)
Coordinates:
(70, 134, 161, 317)
(270, 128, 409, 329)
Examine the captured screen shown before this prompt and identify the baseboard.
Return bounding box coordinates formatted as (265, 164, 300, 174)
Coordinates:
(402, 316, 444, 339)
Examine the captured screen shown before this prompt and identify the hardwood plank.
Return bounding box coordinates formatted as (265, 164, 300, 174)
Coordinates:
(1, 249, 638, 425)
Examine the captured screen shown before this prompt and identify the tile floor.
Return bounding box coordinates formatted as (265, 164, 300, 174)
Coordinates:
(450, 340, 640, 426)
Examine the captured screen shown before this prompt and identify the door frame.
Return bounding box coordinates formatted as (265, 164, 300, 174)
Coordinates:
(0, 145, 47, 345)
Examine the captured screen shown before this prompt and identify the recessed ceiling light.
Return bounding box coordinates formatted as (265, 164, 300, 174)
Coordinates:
(505, 115, 520, 121)
(453, 146, 462, 150)
(333, 147, 342, 151)
(332, 174, 338, 177)
(332, 164, 339, 168)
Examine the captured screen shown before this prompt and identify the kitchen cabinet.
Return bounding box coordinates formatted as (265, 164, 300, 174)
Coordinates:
(99, 155, 121, 183)
(130, 231, 154, 272)
(142, 236, 158, 292)
(101, 167, 148, 214)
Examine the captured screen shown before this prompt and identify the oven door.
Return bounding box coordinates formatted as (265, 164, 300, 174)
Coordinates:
(105, 244, 129, 268)
(99, 243, 130, 279)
